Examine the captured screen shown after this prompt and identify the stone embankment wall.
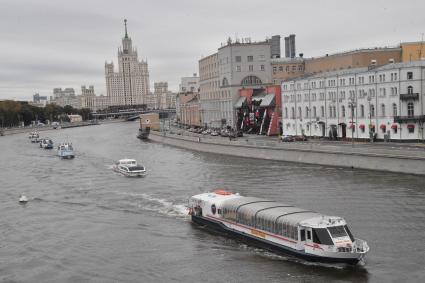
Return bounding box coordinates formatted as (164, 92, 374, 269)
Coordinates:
(149, 131, 425, 175)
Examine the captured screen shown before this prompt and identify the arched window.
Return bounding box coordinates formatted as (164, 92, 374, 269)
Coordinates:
(241, 75, 262, 86)
(329, 105, 332, 118)
(313, 106, 317, 118)
(305, 106, 309, 118)
(381, 104, 385, 117)
(408, 86, 413, 94)
(222, 77, 229, 86)
(285, 107, 288, 118)
(408, 102, 414, 117)
(360, 104, 365, 118)
(321, 106, 325, 117)
(291, 107, 295, 119)
(370, 104, 375, 118)
(392, 103, 397, 116)
(298, 107, 302, 119)
(341, 106, 346, 118)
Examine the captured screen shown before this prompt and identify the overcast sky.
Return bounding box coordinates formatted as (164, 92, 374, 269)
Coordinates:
(1, 0, 424, 100)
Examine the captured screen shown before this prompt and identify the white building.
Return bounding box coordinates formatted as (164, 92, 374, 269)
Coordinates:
(281, 60, 425, 141)
(105, 19, 150, 107)
(80, 85, 109, 112)
(179, 74, 200, 93)
(199, 36, 277, 128)
(51, 87, 81, 109)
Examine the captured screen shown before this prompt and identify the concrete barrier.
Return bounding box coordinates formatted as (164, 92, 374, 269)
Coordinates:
(149, 131, 425, 175)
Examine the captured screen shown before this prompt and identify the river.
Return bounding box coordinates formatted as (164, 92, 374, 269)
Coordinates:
(0, 121, 424, 282)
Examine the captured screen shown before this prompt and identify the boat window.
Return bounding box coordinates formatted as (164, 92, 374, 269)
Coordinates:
(307, 230, 311, 240)
(344, 225, 355, 242)
(328, 226, 348, 238)
(300, 229, 306, 241)
(312, 228, 334, 245)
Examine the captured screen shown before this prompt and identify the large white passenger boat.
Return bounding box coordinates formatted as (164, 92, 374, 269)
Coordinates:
(113, 159, 146, 177)
(189, 190, 369, 265)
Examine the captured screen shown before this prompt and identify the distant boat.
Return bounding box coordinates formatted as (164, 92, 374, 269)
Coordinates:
(29, 132, 40, 143)
(57, 142, 75, 159)
(19, 194, 28, 203)
(113, 159, 146, 177)
(40, 138, 54, 149)
(137, 113, 159, 140)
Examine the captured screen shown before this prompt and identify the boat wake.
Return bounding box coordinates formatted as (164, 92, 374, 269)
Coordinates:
(116, 192, 189, 219)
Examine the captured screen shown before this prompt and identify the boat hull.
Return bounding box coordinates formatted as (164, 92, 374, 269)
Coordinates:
(191, 215, 360, 265)
(137, 128, 150, 140)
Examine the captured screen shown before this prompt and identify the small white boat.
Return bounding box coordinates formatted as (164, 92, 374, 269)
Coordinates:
(57, 142, 75, 159)
(19, 194, 28, 203)
(29, 132, 40, 143)
(40, 138, 54, 149)
(113, 159, 146, 177)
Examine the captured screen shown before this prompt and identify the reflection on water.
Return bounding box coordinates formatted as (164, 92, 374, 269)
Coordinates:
(0, 122, 424, 282)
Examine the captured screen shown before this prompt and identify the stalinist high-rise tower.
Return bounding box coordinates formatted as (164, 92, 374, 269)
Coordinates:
(105, 19, 150, 106)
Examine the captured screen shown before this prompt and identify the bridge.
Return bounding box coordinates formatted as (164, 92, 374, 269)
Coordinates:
(91, 108, 176, 121)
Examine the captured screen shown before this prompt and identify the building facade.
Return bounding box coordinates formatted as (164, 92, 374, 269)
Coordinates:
(51, 87, 81, 109)
(80, 85, 109, 112)
(281, 61, 425, 141)
(199, 37, 275, 128)
(271, 57, 305, 85)
(105, 20, 150, 107)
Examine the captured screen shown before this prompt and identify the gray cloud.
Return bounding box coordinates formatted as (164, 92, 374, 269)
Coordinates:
(1, 0, 424, 100)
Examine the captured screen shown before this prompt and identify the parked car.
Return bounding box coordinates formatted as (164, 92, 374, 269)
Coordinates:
(294, 135, 308, 142)
(220, 129, 230, 137)
(281, 135, 295, 142)
(211, 130, 219, 136)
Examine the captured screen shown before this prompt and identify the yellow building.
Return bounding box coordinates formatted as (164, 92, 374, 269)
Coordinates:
(401, 42, 425, 62)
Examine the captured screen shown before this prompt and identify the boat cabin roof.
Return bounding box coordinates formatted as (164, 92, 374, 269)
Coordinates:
(117, 159, 137, 165)
(192, 192, 347, 228)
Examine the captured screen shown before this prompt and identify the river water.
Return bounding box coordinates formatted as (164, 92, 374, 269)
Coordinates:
(0, 122, 424, 282)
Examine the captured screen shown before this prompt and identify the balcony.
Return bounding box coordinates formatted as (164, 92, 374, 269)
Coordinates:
(394, 115, 425, 123)
(400, 93, 419, 100)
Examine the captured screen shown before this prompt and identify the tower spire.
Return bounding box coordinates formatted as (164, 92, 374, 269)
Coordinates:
(124, 19, 128, 38)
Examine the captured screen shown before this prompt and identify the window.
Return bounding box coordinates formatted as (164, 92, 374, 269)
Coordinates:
(279, 66, 283, 72)
(307, 230, 311, 240)
(286, 66, 289, 72)
(222, 77, 229, 86)
(291, 107, 295, 119)
(247, 55, 253, 62)
(408, 102, 414, 117)
(313, 106, 317, 118)
(305, 106, 309, 118)
(381, 104, 385, 117)
(285, 107, 288, 118)
(292, 65, 296, 71)
(236, 65, 241, 72)
(341, 106, 346, 118)
(241, 75, 262, 86)
(407, 72, 413, 80)
(235, 56, 241, 62)
(298, 107, 302, 118)
(370, 104, 375, 118)
(249, 65, 253, 71)
(392, 103, 397, 116)
(260, 65, 265, 71)
(360, 104, 365, 118)
(408, 86, 413, 94)
(321, 106, 325, 117)
(313, 228, 334, 245)
(328, 226, 348, 238)
(300, 229, 306, 241)
(273, 66, 277, 72)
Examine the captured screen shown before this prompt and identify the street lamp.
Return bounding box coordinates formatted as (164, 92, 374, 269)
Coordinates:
(348, 98, 356, 148)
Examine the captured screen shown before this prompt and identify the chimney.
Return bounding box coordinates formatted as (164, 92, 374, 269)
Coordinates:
(284, 36, 290, 58)
(289, 34, 296, 58)
(271, 35, 281, 58)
